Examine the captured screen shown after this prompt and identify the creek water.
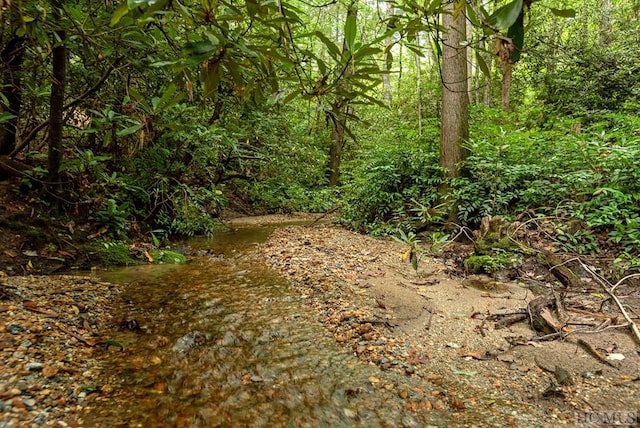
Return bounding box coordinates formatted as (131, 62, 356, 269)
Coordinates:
(81, 225, 448, 427)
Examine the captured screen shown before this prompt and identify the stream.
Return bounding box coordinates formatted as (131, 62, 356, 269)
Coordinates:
(81, 224, 448, 427)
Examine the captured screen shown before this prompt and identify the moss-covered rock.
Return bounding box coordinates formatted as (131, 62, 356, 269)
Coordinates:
(84, 241, 137, 266)
(465, 252, 522, 274)
(149, 249, 187, 264)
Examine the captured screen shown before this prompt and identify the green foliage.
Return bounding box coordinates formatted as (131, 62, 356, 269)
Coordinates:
(95, 199, 131, 239)
(341, 142, 444, 234)
(155, 183, 227, 237)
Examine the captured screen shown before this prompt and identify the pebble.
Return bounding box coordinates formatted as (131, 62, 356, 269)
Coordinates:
(6, 324, 27, 334)
(25, 362, 44, 371)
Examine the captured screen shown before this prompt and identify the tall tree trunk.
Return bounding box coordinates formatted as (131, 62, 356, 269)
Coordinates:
(328, 102, 347, 186)
(415, 50, 422, 138)
(48, 0, 67, 185)
(440, 2, 469, 181)
(600, 0, 613, 47)
(0, 36, 25, 155)
(327, 2, 356, 187)
(381, 1, 394, 105)
(500, 61, 512, 112)
(482, 38, 493, 107)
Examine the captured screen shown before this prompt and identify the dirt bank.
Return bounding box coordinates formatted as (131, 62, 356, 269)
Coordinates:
(258, 223, 640, 426)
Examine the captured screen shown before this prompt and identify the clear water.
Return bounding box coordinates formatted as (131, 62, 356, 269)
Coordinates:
(81, 226, 448, 427)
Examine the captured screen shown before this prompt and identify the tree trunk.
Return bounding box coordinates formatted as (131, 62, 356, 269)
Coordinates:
(381, 1, 393, 105)
(600, 0, 613, 47)
(327, 1, 356, 187)
(439, 3, 469, 180)
(0, 7, 25, 155)
(328, 104, 346, 186)
(415, 50, 422, 138)
(48, 0, 67, 185)
(500, 61, 512, 112)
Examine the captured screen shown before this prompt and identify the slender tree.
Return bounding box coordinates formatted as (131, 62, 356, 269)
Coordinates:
(327, 1, 357, 186)
(47, 0, 67, 185)
(439, 1, 469, 181)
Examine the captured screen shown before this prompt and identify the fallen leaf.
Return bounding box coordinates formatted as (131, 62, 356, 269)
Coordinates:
(451, 366, 477, 376)
(606, 353, 625, 361)
(3, 249, 17, 258)
(457, 349, 484, 360)
(23, 250, 38, 257)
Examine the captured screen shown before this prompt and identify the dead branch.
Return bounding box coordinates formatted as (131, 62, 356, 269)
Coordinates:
(574, 259, 640, 345)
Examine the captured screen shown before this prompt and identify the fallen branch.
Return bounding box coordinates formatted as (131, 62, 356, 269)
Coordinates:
(57, 325, 96, 347)
(574, 259, 640, 346)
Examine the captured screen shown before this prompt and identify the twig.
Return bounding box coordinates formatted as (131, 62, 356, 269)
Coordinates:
(575, 259, 640, 345)
(307, 206, 341, 226)
(572, 338, 618, 369)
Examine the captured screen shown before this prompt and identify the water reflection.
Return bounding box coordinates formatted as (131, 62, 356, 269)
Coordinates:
(82, 227, 444, 427)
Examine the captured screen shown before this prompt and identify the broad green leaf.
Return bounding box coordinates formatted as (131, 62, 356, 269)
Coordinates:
(507, 12, 524, 62)
(110, 2, 130, 26)
(175, 0, 194, 24)
(353, 46, 381, 61)
(185, 41, 216, 55)
(202, 62, 220, 99)
(117, 123, 144, 136)
(475, 51, 491, 77)
(549, 8, 576, 18)
(344, 12, 357, 51)
(315, 31, 341, 60)
(488, 0, 523, 30)
(151, 60, 179, 67)
(128, 88, 152, 112)
(317, 58, 327, 76)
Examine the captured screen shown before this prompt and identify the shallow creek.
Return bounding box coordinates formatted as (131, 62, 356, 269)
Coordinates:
(80, 225, 523, 427)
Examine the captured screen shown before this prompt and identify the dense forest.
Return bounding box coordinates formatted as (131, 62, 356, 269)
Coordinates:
(1, 0, 639, 274)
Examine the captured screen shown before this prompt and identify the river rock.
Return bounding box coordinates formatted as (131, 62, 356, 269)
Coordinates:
(25, 362, 44, 371)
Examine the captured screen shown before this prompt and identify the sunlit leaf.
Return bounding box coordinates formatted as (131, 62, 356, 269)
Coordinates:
(475, 51, 490, 77)
(117, 123, 144, 136)
(549, 8, 576, 18)
(344, 12, 357, 51)
(315, 31, 341, 60)
(110, 2, 130, 26)
(488, 0, 523, 30)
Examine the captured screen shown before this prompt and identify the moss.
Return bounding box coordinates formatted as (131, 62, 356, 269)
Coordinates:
(84, 242, 137, 266)
(474, 236, 516, 255)
(25, 227, 51, 245)
(149, 249, 187, 264)
(465, 251, 522, 274)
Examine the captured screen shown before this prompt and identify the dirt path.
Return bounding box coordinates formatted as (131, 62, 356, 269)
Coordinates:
(257, 223, 640, 427)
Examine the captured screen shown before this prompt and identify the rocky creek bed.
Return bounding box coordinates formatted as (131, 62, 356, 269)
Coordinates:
(1, 216, 639, 427)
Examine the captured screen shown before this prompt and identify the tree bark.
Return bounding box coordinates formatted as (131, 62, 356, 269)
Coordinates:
(500, 60, 512, 112)
(327, 1, 356, 187)
(381, 0, 394, 105)
(439, 2, 469, 180)
(48, 0, 67, 185)
(0, 8, 25, 155)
